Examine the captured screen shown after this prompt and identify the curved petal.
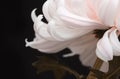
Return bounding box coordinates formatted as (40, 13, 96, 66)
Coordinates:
(31, 8, 97, 42)
(110, 29, 120, 56)
(31, 9, 37, 22)
(48, 20, 97, 41)
(93, 0, 119, 26)
(57, 7, 107, 30)
(64, 33, 98, 67)
(42, 0, 57, 21)
(86, 0, 100, 21)
(42, 1, 51, 21)
(31, 10, 59, 41)
(25, 38, 71, 53)
(31, 10, 53, 40)
(96, 29, 113, 62)
(100, 62, 109, 72)
(34, 18, 58, 41)
(26, 9, 73, 53)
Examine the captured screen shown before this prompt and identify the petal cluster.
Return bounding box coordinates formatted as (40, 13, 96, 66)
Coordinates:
(88, 0, 120, 62)
(96, 28, 120, 62)
(26, 0, 120, 72)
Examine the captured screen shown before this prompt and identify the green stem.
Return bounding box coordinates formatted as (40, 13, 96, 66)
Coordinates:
(86, 58, 103, 79)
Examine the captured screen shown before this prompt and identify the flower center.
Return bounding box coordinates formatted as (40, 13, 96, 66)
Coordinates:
(94, 27, 120, 41)
(93, 29, 108, 39)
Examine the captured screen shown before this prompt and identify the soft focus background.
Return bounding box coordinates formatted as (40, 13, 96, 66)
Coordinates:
(2, 0, 89, 79)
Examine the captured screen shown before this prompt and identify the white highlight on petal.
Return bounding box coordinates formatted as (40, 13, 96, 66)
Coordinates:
(96, 29, 113, 62)
(110, 29, 120, 56)
(31, 8, 37, 22)
(42, 0, 56, 21)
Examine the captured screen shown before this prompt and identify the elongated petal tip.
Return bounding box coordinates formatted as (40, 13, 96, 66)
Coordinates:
(100, 62, 109, 72)
(63, 53, 76, 57)
(31, 8, 37, 22)
(25, 38, 29, 47)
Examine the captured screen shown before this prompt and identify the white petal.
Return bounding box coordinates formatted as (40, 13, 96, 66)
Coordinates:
(96, 30, 113, 62)
(42, 0, 56, 21)
(64, 0, 87, 17)
(100, 62, 109, 72)
(25, 37, 71, 53)
(95, 0, 119, 26)
(86, 0, 99, 21)
(31, 9, 37, 22)
(31, 13, 55, 41)
(57, 7, 107, 30)
(31, 10, 96, 42)
(110, 29, 120, 56)
(31, 9, 44, 31)
(34, 20, 56, 41)
(65, 33, 98, 67)
(31, 10, 58, 41)
(47, 20, 98, 41)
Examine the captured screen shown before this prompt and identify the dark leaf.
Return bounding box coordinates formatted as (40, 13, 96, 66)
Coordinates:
(90, 69, 105, 79)
(105, 56, 120, 79)
(92, 56, 120, 79)
(32, 56, 84, 79)
(54, 69, 66, 79)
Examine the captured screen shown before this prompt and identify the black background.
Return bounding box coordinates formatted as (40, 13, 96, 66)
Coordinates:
(2, 0, 46, 79)
(2, 0, 89, 79)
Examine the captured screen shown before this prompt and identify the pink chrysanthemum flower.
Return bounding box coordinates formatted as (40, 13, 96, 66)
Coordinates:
(26, 0, 120, 72)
